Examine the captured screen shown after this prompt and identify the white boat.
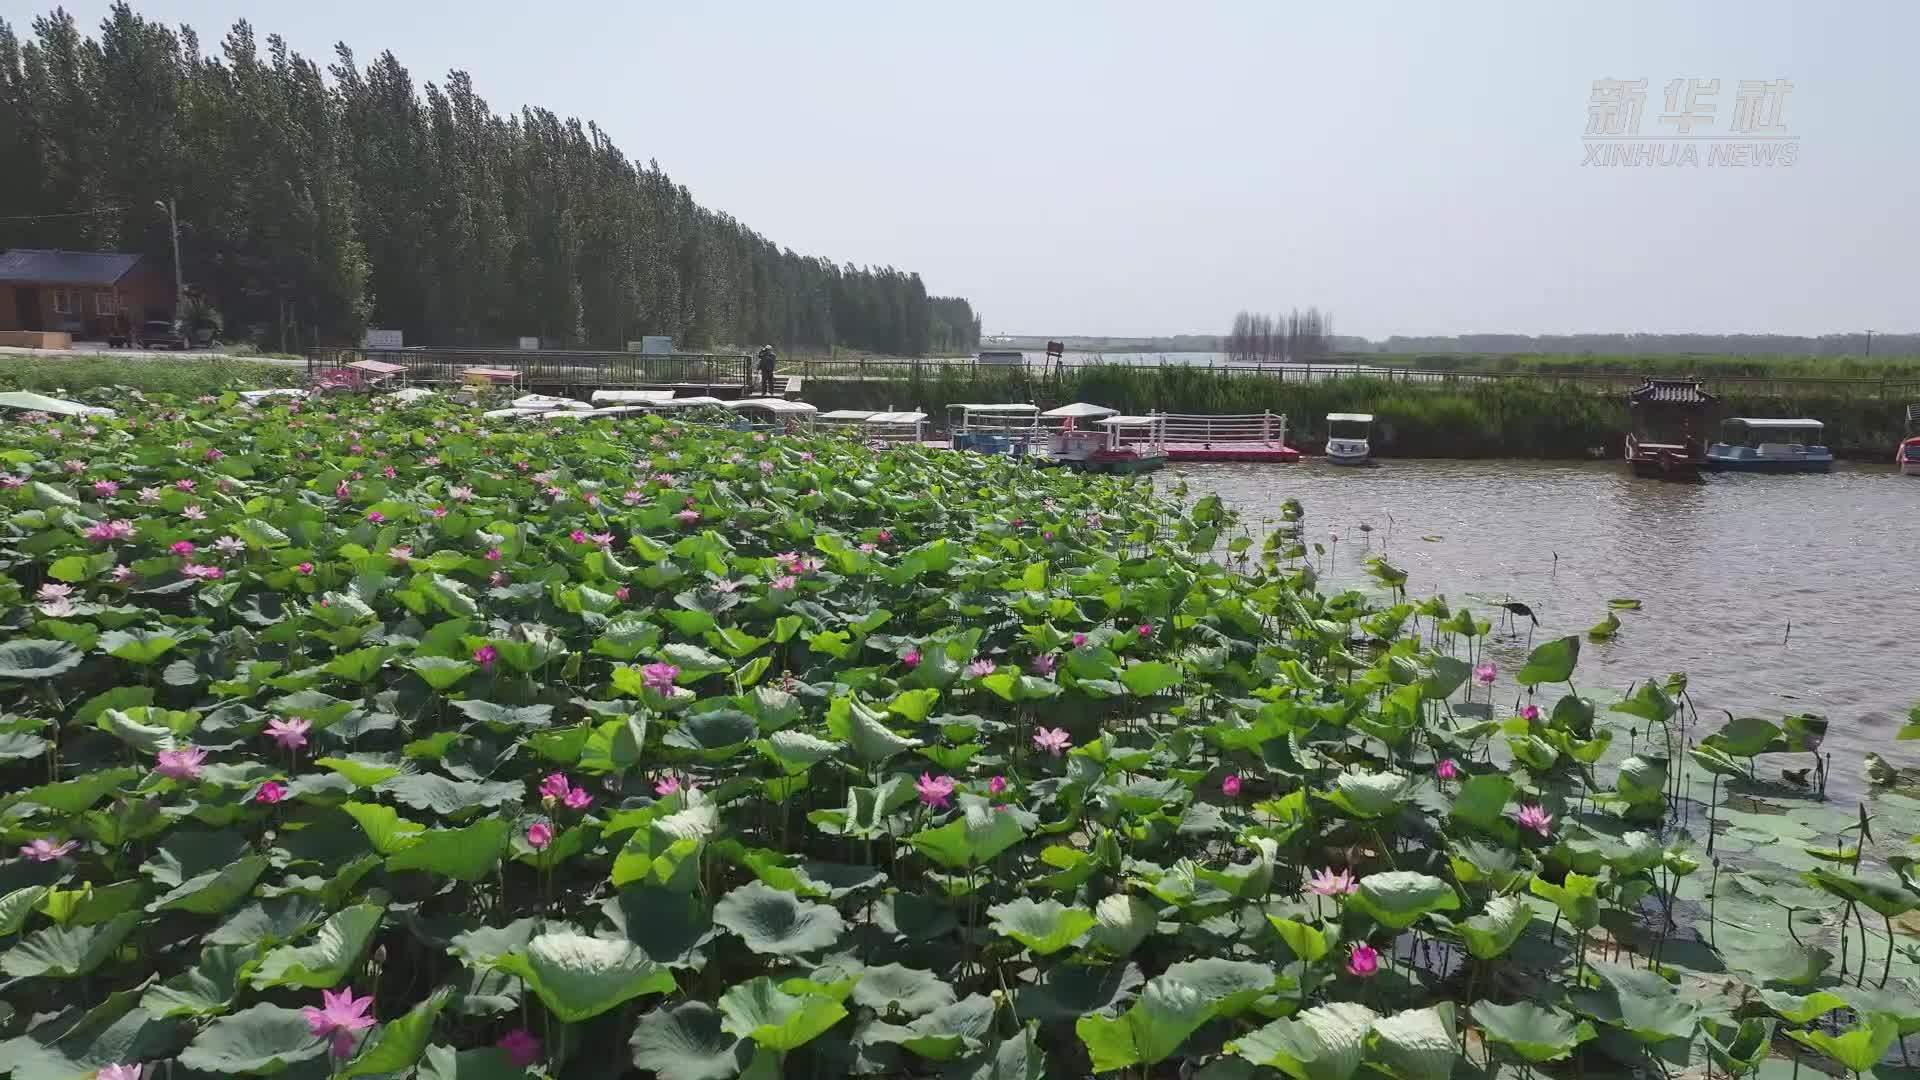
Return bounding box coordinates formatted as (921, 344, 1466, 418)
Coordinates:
(725, 398, 818, 432)
(1705, 418, 1833, 473)
(1902, 404, 1920, 476)
(1325, 412, 1374, 465)
(1040, 402, 1119, 466)
(819, 409, 929, 443)
(947, 403, 1043, 456)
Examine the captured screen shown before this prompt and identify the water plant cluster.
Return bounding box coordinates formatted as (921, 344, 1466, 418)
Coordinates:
(1, 390, 1918, 1080)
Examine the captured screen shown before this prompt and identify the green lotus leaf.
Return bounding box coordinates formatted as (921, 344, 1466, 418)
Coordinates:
(1700, 1018, 1771, 1076)
(1348, 871, 1459, 930)
(492, 932, 676, 1022)
(629, 1001, 751, 1080)
(147, 853, 268, 915)
(849, 963, 957, 1017)
(1089, 894, 1158, 956)
(1758, 989, 1848, 1024)
(1076, 977, 1216, 1073)
(602, 887, 717, 969)
(1514, 636, 1579, 686)
(449, 699, 553, 730)
(0, 639, 84, 680)
(906, 805, 1026, 870)
(1457, 895, 1533, 960)
(206, 897, 326, 948)
(986, 898, 1096, 956)
(99, 628, 180, 665)
(251, 901, 385, 989)
(1229, 1001, 1378, 1080)
(1119, 661, 1182, 697)
(1610, 680, 1677, 723)
(177, 1003, 330, 1075)
(1570, 963, 1698, 1044)
(339, 986, 452, 1079)
(1470, 1001, 1595, 1063)
(385, 817, 510, 881)
(377, 774, 522, 817)
(1159, 958, 1281, 1019)
(341, 801, 427, 855)
(712, 880, 845, 956)
(717, 976, 848, 1052)
(1802, 867, 1919, 917)
(1317, 771, 1412, 819)
(141, 944, 259, 1018)
(5, 984, 176, 1080)
(1785, 1012, 1900, 1073)
(1367, 1003, 1457, 1080)
(1, 911, 137, 977)
(860, 994, 997, 1061)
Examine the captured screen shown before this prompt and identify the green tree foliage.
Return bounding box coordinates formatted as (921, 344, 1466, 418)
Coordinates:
(0, 4, 979, 355)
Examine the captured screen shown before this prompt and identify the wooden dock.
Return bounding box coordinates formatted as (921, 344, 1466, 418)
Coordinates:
(308, 348, 804, 399)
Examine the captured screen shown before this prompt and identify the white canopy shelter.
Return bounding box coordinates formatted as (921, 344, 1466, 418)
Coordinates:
(590, 389, 675, 405)
(1042, 402, 1119, 420)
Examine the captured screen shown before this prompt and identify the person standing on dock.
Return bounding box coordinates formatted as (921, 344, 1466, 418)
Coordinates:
(756, 345, 777, 396)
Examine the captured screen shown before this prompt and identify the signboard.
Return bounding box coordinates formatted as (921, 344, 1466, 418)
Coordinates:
(517, 336, 540, 350)
(640, 336, 673, 355)
(362, 329, 403, 350)
(1046, 340, 1065, 360)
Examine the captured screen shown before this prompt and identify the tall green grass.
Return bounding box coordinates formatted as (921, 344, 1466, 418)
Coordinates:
(1387, 351, 1920, 379)
(0, 356, 297, 396)
(804, 363, 1911, 458)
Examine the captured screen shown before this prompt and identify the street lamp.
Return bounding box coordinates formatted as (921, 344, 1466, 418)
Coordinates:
(153, 198, 183, 322)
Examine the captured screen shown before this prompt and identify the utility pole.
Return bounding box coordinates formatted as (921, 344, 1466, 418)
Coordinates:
(1866, 329, 1875, 358)
(153, 198, 183, 322)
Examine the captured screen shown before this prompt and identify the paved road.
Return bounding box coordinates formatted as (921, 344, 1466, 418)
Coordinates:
(0, 345, 304, 366)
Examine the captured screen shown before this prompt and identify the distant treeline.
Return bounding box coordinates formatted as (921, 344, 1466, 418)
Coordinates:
(0, 5, 981, 354)
(1371, 333, 1913, 357)
(1222, 308, 1334, 364)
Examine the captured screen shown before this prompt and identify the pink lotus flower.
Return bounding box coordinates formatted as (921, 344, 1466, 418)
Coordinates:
(335, 482, 352, 501)
(526, 822, 553, 849)
(497, 1029, 541, 1068)
(1071, 632, 1088, 648)
(0, 474, 23, 488)
(538, 773, 573, 801)
(654, 473, 676, 487)
(19, 838, 78, 862)
(615, 586, 631, 603)
(712, 579, 739, 594)
(859, 543, 876, 554)
(381, 465, 396, 479)
(36, 582, 72, 601)
(170, 540, 196, 556)
(85, 519, 137, 542)
(485, 547, 502, 561)
(1346, 943, 1380, 977)
(1030, 654, 1057, 676)
(254, 781, 287, 804)
(570, 529, 589, 544)
(1474, 662, 1496, 685)
(303, 988, 376, 1058)
(563, 787, 592, 810)
(1221, 774, 1243, 798)
(155, 746, 207, 781)
(676, 509, 700, 525)
(110, 565, 134, 583)
(206, 448, 225, 462)
(365, 511, 385, 524)
(180, 505, 206, 521)
(759, 460, 775, 475)
(621, 488, 647, 505)
(902, 649, 922, 669)
(266, 717, 311, 749)
(474, 645, 498, 670)
(877, 529, 892, 542)
(1519, 704, 1540, 722)
(1136, 623, 1153, 638)
(94, 1064, 142, 1080)
(771, 574, 797, 591)
(1515, 803, 1554, 838)
(213, 536, 247, 556)
(387, 545, 412, 561)
(180, 563, 224, 580)
(654, 774, 682, 797)
(431, 505, 448, 518)
(1032, 727, 1071, 756)
(137, 486, 161, 503)
(295, 562, 314, 575)
(967, 659, 996, 678)
(62, 458, 86, 474)
(1309, 867, 1358, 896)
(489, 571, 508, 587)
(92, 479, 119, 497)
(916, 773, 956, 809)
(589, 532, 614, 549)
(449, 485, 475, 501)
(1435, 758, 1459, 780)
(641, 662, 680, 693)
(988, 775, 1008, 795)
(174, 478, 195, 492)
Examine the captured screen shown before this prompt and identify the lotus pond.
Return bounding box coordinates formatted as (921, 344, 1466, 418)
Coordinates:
(1, 391, 1919, 1080)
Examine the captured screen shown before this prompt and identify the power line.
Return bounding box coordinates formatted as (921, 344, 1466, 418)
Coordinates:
(0, 206, 129, 223)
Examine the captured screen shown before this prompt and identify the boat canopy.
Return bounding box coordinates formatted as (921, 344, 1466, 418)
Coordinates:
(1725, 417, 1823, 430)
(1042, 402, 1119, 419)
(0, 390, 115, 417)
(1097, 415, 1158, 427)
(590, 389, 674, 404)
(953, 403, 1040, 414)
(869, 410, 927, 425)
(1326, 412, 1374, 423)
(819, 409, 876, 422)
(510, 393, 589, 411)
(650, 396, 727, 409)
(725, 398, 817, 416)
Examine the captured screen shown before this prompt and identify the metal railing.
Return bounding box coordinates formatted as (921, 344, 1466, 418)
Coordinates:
(309, 348, 753, 390)
(1141, 411, 1290, 445)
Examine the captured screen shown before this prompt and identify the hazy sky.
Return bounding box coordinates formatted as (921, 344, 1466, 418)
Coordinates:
(11, 0, 1916, 338)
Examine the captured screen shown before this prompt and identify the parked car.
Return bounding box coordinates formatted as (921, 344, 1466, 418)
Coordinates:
(137, 320, 188, 350)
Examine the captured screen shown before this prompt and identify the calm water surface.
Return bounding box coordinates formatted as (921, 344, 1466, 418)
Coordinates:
(1169, 460, 1920, 792)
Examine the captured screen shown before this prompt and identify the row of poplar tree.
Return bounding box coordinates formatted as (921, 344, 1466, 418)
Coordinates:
(0, 5, 983, 355)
